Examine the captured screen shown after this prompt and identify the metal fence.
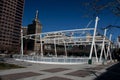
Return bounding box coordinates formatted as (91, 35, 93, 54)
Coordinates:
(13, 55, 97, 64)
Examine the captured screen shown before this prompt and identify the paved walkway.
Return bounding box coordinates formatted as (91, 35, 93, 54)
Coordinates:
(0, 58, 116, 80)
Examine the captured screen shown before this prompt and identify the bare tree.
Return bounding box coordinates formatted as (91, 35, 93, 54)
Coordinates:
(82, 0, 120, 17)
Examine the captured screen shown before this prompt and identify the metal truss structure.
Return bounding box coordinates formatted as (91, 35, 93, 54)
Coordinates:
(18, 17, 113, 64)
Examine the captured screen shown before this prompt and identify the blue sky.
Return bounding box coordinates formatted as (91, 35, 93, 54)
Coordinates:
(22, 0, 120, 41)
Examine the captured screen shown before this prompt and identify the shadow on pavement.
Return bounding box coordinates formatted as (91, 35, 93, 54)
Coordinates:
(94, 62, 120, 80)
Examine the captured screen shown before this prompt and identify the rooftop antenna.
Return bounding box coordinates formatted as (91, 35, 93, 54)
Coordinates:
(35, 10, 38, 19)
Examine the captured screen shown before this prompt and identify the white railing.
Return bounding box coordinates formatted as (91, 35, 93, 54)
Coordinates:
(13, 55, 97, 64)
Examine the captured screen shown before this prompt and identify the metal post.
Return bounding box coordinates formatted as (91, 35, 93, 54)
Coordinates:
(63, 38, 67, 57)
(21, 29, 23, 56)
(40, 34, 43, 57)
(94, 44, 98, 62)
(54, 38, 57, 57)
(99, 29, 107, 62)
(107, 34, 112, 61)
(104, 48, 107, 60)
(89, 16, 99, 59)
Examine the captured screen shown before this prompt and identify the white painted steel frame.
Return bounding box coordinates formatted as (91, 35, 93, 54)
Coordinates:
(20, 16, 113, 63)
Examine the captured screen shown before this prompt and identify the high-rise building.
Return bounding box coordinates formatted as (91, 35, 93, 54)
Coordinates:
(23, 10, 42, 53)
(0, 0, 24, 53)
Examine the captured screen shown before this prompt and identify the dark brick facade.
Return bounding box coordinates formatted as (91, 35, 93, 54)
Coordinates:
(23, 11, 42, 53)
(0, 0, 24, 53)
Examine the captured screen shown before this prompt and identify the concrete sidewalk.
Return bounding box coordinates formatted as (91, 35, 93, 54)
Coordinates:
(0, 58, 115, 80)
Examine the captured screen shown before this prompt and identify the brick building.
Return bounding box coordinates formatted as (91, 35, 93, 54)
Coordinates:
(23, 10, 42, 54)
(0, 0, 24, 53)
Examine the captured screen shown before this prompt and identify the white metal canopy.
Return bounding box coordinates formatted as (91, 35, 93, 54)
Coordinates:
(20, 17, 113, 64)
